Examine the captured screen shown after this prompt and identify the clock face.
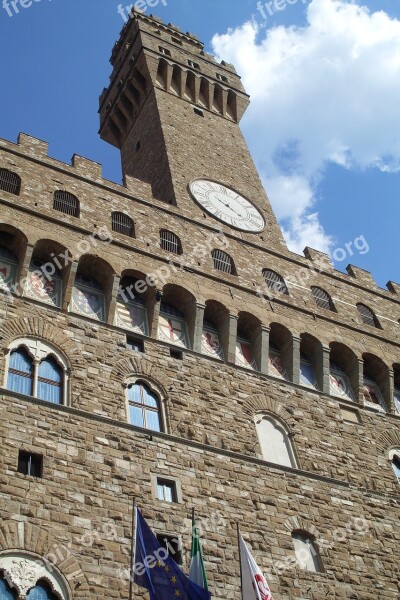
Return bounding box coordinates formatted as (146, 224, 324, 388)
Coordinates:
(189, 179, 265, 232)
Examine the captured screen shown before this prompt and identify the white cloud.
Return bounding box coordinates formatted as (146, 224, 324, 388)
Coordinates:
(212, 0, 400, 254)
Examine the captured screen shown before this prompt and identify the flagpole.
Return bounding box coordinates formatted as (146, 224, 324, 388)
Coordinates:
(237, 523, 244, 600)
(129, 497, 137, 600)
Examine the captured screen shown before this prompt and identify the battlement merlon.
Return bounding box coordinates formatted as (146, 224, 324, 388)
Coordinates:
(2, 133, 399, 298)
(3, 133, 153, 200)
(111, 10, 204, 67)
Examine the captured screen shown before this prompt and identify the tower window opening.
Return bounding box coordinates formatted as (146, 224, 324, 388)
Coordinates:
(188, 60, 200, 70)
(311, 286, 334, 311)
(160, 230, 182, 254)
(357, 303, 380, 328)
(262, 269, 288, 295)
(159, 46, 171, 56)
(0, 169, 21, 195)
(53, 190, 79, 217)
(216, 73, 229, 83)
(112, 212, 134, 237)
(194, 107, 204, 117)
(211, 249, 235, 274)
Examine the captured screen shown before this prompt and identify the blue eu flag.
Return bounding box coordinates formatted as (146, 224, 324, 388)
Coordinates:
(134, 508, 211, 600)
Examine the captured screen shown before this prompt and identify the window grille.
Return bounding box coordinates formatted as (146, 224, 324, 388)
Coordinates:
(312, 286, 333, 310)
(357, 303, 378, 327)
(160, 230, 181, 254)
(53, 191, 79, 217)
(211, 249, 235, 274)
(0, 169, 21, 195)
(112, 212, 134, 237)
(262, 269, 288, 294)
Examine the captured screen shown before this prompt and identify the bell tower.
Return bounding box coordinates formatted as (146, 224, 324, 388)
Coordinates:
(99, 11, 286, 249)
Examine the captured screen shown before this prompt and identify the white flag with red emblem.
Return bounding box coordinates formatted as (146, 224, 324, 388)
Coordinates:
(239, 531, 274, 600)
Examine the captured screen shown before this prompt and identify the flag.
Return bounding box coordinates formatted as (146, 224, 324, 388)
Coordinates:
(134, 508, 211, 600)
(189, 512, 209, 591)
(239, 530, 274, 600)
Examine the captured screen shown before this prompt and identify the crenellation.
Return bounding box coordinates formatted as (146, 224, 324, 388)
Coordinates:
(72, 155, 103, 181)
(346, 264, 376, 287)
(1, 10, 399, 600)
(17, 132, 49, 158)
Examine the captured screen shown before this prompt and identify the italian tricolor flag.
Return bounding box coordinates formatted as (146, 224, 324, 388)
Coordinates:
(189, 512, 209, 591)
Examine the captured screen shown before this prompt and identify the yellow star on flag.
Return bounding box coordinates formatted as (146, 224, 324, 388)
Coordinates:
(171, 576, 177, 584)
(157, 561, 163, 567)
(165, 565, 170, 573)
(175, 590, 180, 597)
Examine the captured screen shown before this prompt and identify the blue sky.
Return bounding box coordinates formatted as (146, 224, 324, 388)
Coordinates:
(0, 0, 399, 288)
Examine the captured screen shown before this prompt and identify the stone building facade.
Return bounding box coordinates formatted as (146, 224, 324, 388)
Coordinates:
(0, 10, 399, 600)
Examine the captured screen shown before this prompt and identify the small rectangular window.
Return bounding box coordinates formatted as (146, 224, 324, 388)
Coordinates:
(156, 478, 178, 503)
(159, 47, 171, 56)
(17, 451, 43, 478)
(156, 534, 183, 565)
(170, 349, 183, 360)
(193, 107, 204, 117)
(171, 37, 182, 45)
(127, 337, 144, 353)
(188, 60, 200, 70)
(216, 73, 228, 83)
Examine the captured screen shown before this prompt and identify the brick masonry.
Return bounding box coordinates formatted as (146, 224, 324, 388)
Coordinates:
(0, 10, 399, 600)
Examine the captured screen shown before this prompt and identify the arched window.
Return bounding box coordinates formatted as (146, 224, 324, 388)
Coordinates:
(363, 372, 386, 412)
(26, 259, 62, 308)
(53, 191, 79, 218)
(37, 357, 63, 404)
(7, 348, 34, 396)
(311, 286, 334, 311)
(292, 532, 323, 573)
(127, 382, 162, 432)
(300, 354, 318, 390)
(71, 274, 105, 322)
(201, 319, 224, 360)
(357, 303, 379, 328)
(0, 169, 21, 195)
(269, 343, 289, 380)
(236, 330, 257, 370)
(160, 230, 182, 254)
(27, 581, 59, 600)
(0, 246, 18, 292)
(115, 277, 148, 335)
(394, 368, 400, 415)
(329, 361, 354, 401)
(158, 301, 189, 348)
(211, 250, 236, 275)
(112, 212, 134, 237)
(0, 576, 17, 599)
(255, 415, 297, 468)
(389, 450, 400, 482)
(262, 269, 288, 295)
(5, 340, 68, 405)
(394, 388, 400, 416)
(0, 554, 67, 599)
